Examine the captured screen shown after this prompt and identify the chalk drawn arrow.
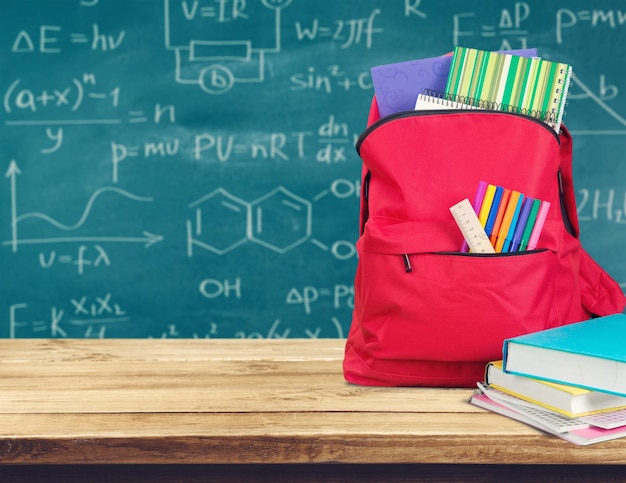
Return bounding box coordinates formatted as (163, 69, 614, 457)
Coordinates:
(4, 160, 21, 253)
(2, 231, 164, 248)
(4, 161, 161, 251)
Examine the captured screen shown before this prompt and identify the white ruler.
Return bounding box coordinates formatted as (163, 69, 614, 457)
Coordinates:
(449, 198, 495, 254)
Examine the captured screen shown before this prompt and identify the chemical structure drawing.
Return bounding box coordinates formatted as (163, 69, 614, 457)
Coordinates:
(186, 186, 314, 255)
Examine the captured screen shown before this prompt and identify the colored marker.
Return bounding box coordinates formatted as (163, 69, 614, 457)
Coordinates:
(519, 198, 542, 251)
(472, 181, 489, 210)
(510, 197, 534, 252)
(501, 193, 525, 252)
(496, 191, 523, 252)
(489, 188, 511, 246)
(484, 186, 504, 239)
(527, 201, 551, 250)
(478, 184, 497, 227)
(461, 180, 488, 252)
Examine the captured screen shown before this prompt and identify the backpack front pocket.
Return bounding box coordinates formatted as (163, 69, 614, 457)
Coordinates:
(356, 229, 558, 363)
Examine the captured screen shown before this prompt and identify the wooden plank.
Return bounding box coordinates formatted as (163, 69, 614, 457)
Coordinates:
(0, 339, 345, 363)
(0, 360, 342, 381)
(3, 412, 625, 465)
(1, 359, 341, 378)
(0, 412, 532, 439)
(0, 341, 480, 414)
(0, 379, 478, 414)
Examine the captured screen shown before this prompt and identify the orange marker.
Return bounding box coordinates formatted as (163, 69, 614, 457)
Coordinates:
(495, 190, 523, 253)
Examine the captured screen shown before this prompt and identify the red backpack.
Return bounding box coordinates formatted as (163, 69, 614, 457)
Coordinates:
(343, 99, 626, 387)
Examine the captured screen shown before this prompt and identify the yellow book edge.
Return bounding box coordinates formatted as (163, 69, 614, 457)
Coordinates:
(486, 361, 626, 418)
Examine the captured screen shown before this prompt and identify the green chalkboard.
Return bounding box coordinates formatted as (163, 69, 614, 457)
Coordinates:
(2, 0, 625, 339)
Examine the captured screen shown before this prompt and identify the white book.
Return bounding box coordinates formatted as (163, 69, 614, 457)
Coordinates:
(414, 93, 481, 111)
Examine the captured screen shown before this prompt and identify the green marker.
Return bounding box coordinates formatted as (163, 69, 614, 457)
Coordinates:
(519, 198, 542, 251)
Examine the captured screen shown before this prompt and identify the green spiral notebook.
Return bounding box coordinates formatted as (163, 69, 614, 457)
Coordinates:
(444, 46, 572, 132)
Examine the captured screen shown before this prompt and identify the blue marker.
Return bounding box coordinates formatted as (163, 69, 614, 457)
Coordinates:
(510, 197, 534, 252)
(484, 186, 504, 239)
(502, 194, 525, 253)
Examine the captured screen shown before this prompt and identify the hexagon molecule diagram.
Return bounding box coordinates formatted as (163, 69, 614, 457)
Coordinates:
(249, 186, 312, 253)
(187, 188, 249, 255)
(187, 186, 312, 255)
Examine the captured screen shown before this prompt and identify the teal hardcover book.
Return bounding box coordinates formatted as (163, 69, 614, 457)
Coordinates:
(502, 313, 626, 396)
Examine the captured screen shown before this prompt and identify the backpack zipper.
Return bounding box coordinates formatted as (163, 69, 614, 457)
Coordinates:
(356, 109, 560, 154)
(401, 249, 544, 271)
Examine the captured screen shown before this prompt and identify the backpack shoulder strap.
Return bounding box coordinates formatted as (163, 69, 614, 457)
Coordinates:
(557, 126, 580, 237)
(358, 97, 381, 234)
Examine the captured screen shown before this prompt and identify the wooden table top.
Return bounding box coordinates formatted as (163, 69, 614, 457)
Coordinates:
(1, 338, 626, 466)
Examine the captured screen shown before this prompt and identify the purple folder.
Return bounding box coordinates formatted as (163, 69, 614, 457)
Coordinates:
(371, 48, 538, 118)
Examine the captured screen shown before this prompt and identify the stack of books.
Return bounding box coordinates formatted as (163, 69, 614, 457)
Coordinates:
(370, 46, 572, 133)
(471, 313, 626, 445)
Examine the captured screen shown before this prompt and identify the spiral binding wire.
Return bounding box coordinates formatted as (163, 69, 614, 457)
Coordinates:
(422, 88, 558, 124)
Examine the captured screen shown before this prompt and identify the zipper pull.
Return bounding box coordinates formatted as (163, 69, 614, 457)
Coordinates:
(402, 254, 412, 273)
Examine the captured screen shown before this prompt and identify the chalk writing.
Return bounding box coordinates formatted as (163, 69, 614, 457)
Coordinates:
(1, 0, 624, 339)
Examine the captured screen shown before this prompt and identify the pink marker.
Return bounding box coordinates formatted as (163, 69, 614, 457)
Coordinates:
(527, 200, 551, 250)
(461, 181, 488, 252)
